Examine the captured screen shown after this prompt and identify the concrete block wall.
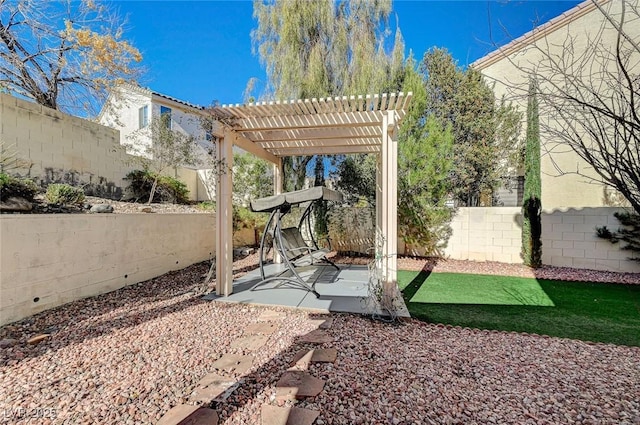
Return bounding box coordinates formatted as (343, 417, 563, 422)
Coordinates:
(0, 93, 135, 198)
(0, 213, 215, 326)
(541, 207, 640, 273)
(443, 207, 523, 263)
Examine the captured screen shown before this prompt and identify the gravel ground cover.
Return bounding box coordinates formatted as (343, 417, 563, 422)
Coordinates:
(1, 256, 639, 424)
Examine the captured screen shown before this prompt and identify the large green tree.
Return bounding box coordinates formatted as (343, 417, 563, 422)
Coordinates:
(336, 56, 456, 253)
(421, 48, 521, 206)
(251, 0, 404, 192)
(251, 0, 404, 236)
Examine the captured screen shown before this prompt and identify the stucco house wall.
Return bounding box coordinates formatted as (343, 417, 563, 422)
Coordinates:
(473, 0, 637, 211)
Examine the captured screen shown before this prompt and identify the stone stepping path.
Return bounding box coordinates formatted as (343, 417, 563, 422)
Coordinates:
(210, 353, 254, 376)
(230, 334, 270, 351)
(275, 371, 326, 400)
(308, 317, 333, 330)
(189, 372, 240, 403)
(289, 348, 338, 371)
(298, 329, 332, 344)
(244, 322, 279, 335)
(258, 310, 287, 321)
(159, 311, 336, 425)
(158, 405, 219, 425)
(261, 405, 320, 425)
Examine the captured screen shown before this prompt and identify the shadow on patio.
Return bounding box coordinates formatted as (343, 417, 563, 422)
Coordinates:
(203, 263, 410, 318)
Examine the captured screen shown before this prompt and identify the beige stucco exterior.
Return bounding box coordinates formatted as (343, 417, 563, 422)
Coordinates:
(474, 0, 638, 211)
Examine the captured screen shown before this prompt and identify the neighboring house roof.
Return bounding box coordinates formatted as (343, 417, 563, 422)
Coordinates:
(98, 83, 206, 121)
(472, 0, 609, 70)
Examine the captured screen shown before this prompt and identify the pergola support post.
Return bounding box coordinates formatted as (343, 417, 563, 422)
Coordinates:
(376, 110, 398, 301)
(216, 129, 235, 296)
(273, 158, 283, 264)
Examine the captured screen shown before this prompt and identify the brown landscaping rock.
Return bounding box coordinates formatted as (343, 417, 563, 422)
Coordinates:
(211, 354, 254, 375)
(190, 373, 238, 403)
(298, 329, 332, 344)
(290, 349, 338, 370)
(276, 371, 325, 399)
(261, 404, 320, 425)
(0, 197, 32, 212)
(230, 334, 269, 351)
(27, 334, 49, 345)
(244, 322, 279, 335)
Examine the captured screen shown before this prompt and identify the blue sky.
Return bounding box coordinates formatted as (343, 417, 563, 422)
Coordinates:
(114, 0, 582, 107)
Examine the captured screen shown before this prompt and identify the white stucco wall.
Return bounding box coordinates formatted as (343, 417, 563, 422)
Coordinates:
(475, 0, 638, 211)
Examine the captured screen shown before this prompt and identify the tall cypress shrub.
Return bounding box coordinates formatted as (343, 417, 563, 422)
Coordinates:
(522, 79, 542, 267)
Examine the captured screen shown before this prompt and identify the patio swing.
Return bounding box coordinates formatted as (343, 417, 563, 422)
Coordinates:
(249, 186, 343, 298)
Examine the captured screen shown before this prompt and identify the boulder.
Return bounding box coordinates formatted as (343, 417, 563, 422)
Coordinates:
(90, 204, 114, 213)
(0, 197, 33, 212)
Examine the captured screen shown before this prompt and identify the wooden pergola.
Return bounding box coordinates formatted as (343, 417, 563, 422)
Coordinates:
(209, 92, 412, 302)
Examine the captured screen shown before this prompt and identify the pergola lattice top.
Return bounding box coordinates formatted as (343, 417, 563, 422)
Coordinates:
(210, 92, 412, 157)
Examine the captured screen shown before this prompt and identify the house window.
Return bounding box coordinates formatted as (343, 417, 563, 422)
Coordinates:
(160, 106, 172, 129)
(138, 105, 148, 128)
(205, 131, 213, 142)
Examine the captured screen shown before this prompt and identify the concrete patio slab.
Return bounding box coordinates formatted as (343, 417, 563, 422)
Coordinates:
(261, 404, 320, 425)
(205, 264, 410, 317)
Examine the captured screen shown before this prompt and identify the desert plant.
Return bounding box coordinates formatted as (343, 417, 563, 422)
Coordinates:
(0, 173, 39, 202)
(596, 211, 640, 262)
(45, 183, 85, 206)
(522, 79, 542, 267)
(233, 205, 267, 232)
(125, 170, 190, 204)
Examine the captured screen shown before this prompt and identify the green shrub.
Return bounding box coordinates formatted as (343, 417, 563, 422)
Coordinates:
(125, 170, 190, 204)
(44, 183, 85, 206)
(0, 173, 39, 202)
(233, 205, 267, 231)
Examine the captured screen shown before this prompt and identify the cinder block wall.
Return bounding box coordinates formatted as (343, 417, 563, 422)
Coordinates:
(541, 207, 640, 273)
(0, 93, 134, 199)
(443, 207, 522, 263)
(0, 214, 215, 326)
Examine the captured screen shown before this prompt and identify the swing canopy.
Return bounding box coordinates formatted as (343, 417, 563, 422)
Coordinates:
(250, 186, 343, 213)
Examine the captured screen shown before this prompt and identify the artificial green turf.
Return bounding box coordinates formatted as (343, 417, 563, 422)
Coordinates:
(408, 272, 554, 306)
(398, 270, 640, 346)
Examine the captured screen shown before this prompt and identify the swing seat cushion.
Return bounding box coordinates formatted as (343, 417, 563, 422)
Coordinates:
(278, 227, 330, 267)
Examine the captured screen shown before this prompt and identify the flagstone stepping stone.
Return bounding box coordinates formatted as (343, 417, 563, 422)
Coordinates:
(158, 405, 219, 425)
(211, 354, 254, 375)
(289, 348, 338, 370)
(190, 373, 238, 403)
(298, 329, 332, 344)
(258, 310, 286, 321)
(275, 371, 325, 399)
(244, 322, 278, 335)
(261, 404, 320, 425)
(230, 334, 270, 351)
(308, 317, 334, 329)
